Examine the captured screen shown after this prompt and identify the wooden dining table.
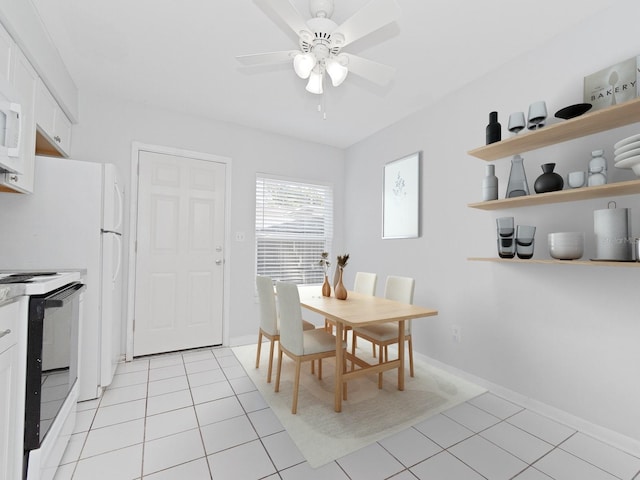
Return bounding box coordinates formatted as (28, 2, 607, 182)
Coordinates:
(298, 287, 438, 412)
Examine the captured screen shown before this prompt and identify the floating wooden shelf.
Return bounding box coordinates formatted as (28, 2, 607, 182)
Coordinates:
(468, 98, 640, 268)
(468, 98, 640, 161)
(468, 257, 640, 268)
(468, 179, 640, 210)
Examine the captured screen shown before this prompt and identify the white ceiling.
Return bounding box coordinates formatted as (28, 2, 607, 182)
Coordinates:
(31, 0, 617, 149)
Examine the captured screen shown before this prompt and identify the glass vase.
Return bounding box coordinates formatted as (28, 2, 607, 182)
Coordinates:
(505, 154, 530, 198)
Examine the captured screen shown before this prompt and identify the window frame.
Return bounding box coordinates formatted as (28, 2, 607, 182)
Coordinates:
(255, 173, 334, 286)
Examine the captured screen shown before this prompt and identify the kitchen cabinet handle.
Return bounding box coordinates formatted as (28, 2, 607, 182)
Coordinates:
(54, 135, 61, 143)
(9, 175, 18, 182)
(0, 329, 11, 339)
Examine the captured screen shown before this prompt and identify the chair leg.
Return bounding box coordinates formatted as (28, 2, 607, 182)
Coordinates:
(318, 359, 323, 380)
(378, 345, 384, 389)
(372, 342, 376, 358)
(311, 360, 315, 375)
(274, 347, 283, 392)
(408, 337, 414, 378)
(267, 338, 275, 383)
(292, 359, 301, 414)
(255, 330, 263, 368)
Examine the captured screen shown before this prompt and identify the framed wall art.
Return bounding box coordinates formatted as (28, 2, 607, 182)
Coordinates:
(382, 151, 421, 239)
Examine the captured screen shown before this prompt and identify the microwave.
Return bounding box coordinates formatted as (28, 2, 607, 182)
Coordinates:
(0, 74, 23, 174)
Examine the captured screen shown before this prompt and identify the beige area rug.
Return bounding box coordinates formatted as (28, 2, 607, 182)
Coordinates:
(232, 343, 486, 468)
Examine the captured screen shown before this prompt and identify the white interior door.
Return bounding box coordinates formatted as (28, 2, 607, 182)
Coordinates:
(133, 151, 225, 356)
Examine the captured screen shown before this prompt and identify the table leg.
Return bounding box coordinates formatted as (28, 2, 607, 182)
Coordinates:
(398, 320, 405, 391)
(335, 322, 343, 412)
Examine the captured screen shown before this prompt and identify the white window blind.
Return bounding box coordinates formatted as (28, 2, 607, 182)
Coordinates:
(256, 175, 333, 285)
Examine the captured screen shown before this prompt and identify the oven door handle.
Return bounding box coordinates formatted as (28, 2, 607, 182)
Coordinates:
(44, 282, 86, 308)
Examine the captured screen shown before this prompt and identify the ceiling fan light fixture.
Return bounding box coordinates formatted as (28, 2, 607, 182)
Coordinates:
(293, 52, 316, 79)
(325, 57, 348, 87)
(305, 69, 324, 94)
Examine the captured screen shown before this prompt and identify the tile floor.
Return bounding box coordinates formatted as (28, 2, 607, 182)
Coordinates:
(52, 346, 640, 480)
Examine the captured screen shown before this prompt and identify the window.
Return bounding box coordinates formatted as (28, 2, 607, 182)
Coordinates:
(255, 175, 333, 285)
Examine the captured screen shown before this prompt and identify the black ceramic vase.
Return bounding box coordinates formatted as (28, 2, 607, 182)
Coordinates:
(534, 163, 564, 193)
(486, 111, 501, 145)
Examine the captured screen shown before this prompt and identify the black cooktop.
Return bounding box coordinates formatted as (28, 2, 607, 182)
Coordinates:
(0, 272, 58, 284)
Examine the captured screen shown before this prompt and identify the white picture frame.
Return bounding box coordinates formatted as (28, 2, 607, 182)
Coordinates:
(382, 151, 421, 239)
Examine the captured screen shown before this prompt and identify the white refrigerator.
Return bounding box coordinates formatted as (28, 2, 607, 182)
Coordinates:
(0, 155, 124, 401)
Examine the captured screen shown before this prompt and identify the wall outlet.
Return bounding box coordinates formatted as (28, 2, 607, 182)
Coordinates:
(234, 232, 246, 242)
(452, 325, 462, 343)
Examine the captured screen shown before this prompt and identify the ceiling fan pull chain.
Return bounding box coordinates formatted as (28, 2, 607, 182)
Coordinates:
(322, 91, 327, 120)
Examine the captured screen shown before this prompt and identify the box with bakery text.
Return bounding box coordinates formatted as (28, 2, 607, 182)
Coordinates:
(584, 56, 640, 111)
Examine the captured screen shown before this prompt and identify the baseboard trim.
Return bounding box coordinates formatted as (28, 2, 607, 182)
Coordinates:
(413, 351, 640, 458)
(229, 335, 256, 348)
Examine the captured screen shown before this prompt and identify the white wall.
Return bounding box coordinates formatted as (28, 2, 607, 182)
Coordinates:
(343, 0, 640, 449)
(68, 93, 345, 348)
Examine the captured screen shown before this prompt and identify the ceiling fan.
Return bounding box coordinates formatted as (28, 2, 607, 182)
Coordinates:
(236, 0, 400, 95)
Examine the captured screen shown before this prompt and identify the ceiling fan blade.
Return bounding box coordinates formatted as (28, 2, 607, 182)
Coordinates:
(255, 0, 311, 38)
(236, 50, 298, 66)
(332, 0, 400, 47)
(342, 53, 395, 86)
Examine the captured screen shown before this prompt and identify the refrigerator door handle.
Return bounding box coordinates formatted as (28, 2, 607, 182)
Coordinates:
(114, 181, 124, 232)
(112, 233, 122, 283)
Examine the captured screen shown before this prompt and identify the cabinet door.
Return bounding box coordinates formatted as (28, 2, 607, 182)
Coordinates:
(35, 78, 55, 137)
(1, 48, 37, 193)
(0, 345, 17, 480)
(0, 300, 19, 480)
(35, 78, 71, 157)
(0, 23, 13, 82)
(53, 108, 71, 155)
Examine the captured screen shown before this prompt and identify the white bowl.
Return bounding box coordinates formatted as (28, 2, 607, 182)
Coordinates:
(614, 147, 640, 163)
(614, 140, 640, 157)
(614, 133, 640, 150)
(548, 232, 584, 260)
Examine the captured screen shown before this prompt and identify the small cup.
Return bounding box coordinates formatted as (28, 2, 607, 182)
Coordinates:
(496, 217, 515, 237)
(516, 225, 536, 259)
(496, 217, 515, 258)
(497, 237, 516, 258)
(527, 101, 547, 130)
(567, 171, 585, 188)
(507, 112, 526, 135)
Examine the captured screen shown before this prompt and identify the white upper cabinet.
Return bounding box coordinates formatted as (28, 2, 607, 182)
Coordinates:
(0, 15, 74, 194)
(0, 26, 37, 194)
(35, 78, 71, 157)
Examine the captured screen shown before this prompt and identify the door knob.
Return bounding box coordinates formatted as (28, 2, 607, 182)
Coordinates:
(215, 259, 223, 265)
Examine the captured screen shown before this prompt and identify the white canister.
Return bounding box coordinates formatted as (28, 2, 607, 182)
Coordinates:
(594, 202, 633, 260)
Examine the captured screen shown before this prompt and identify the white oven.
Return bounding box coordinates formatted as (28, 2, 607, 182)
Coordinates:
(0, 272, 82, 480)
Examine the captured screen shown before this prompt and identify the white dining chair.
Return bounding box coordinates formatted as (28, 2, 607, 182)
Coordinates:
(274, 281, 346, 414)
(255, 275, 316, 383)
(325, 271, 377, 341)
(351, 275, 415, 388)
